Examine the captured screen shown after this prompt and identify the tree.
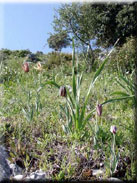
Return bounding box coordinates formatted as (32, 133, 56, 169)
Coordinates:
(51, 3, 136, 71)
(53, 3, 136, 48)
(94, 3, 137, 47)
(53, 3, 96, 72)
(47, 31, 70, 52)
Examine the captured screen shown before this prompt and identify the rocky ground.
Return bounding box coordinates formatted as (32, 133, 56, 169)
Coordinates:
(0, 145, 130, 182)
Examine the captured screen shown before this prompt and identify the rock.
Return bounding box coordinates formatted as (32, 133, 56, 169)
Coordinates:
(0, 146, 11, 181)
(26, 169, 46, 180)
(92, 169, 104, 176)
(13, 174, 24, 180)
(108, 177, 124, 182)
(9, 163, 23, 176)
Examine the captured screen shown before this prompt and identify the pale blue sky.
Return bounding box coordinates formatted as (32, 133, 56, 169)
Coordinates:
(0, 3, 71, 53)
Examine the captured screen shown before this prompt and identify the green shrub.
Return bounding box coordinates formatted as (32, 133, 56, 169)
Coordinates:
(0, 66, 17, 83)
(0, 49, 12, 63)
(35, 51, 44, 57)
(0, 49, 12, 56)
(60, 53, 72, 62)
(46, 52, 61, 66)
(108, 37, 135, 73)
(12, 49, 32, 57)
(45, 52, 72, 69)
(0, 51, 8, 62)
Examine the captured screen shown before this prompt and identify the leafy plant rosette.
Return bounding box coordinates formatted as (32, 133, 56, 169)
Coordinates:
(42, 39, 119, 139)
(102, 70, 135, 106)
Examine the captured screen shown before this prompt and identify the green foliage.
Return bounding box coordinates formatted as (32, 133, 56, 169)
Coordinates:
(0, 63, 17, 83)
(47, 31, 70, 51)
(103, 72, 135, 107)
(22, 90, 42, 122)
(60, 52, 72, 62)
(0, 43, 134, 180)
(0, 49, 31, 58)
(52, 3, 136, 48)
(0, 49, 12, 56)
(12, 49, 31, 57)
(45, 52, 72, 69)
(108, 37, 136, 73)
(44, 39, 117, 139)
(46, 52, 62, 67)
(0, 50, 9, 62)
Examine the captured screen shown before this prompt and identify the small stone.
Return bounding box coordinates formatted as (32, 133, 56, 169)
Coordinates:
(26, 170, 46, 180)
(13, 174, 24, 180)
(92, 169, 104, 176)
(9, 163, 23, 176)
(108, 177, 123, 182)
(100, 162, 104, 167)
(29, 173, 36, 179)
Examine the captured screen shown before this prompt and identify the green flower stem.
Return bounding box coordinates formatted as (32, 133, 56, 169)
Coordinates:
(110, 133, 117, 176)
(112, 133, 116, 155)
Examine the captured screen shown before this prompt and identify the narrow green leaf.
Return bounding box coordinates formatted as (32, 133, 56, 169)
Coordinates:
(68, 117, 73, 132)
(66, 89, 75, 108)
(66, 98, 76, 123)
(102, 95, 134, 105)
(92, 57, 109, 85)
(72, 73, 76, 99)
(92, 39, 119, 88)
(42, 81, 60, 89)
(72, 38, 75, 68)
(72, 38, 77, 100)
(79, 101, 87, 127)
(84, 108, 96, 122)
(119, 75, 135, 93)
(76, 104, 80, 130)
(60, 105, 67, 115)
(77, 73, 83, 102)
(30, 104, 34, 121)
(22, 108, 27, 116)
(116, 79, 129, 93)
(111, 91, 130, 97)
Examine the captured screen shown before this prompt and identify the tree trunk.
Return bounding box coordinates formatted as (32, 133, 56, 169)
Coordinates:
(86, 44, 95, 73)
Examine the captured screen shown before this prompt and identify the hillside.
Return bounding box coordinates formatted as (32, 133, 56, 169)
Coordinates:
(0, 48, 134, 181)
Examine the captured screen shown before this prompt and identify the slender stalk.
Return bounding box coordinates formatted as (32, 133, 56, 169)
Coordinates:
(113, 134, 115, 156)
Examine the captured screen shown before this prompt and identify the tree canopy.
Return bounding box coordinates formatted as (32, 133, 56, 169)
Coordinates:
(51, 3, 137, 49)
(47, 31, 70, 52)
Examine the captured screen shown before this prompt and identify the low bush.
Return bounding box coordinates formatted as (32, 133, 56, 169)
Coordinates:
(45, 52, 72, 69)
(0, 49, 12, 56)
(12, 49, 32, 58)
(60, 53, 72, 62)
(0, 51, 8, 62)
(107, 37, 135, 73)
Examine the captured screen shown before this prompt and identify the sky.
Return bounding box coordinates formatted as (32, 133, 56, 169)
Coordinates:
(0, 3, 72, 54)
(0, 0, 135, 54)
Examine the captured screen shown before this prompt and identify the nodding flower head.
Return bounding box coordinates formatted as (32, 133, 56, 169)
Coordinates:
(59, 86, 67, 97)
(96, 104, 102, 116)
(110, 125, 117, 134)
(22, 62, 29, 72)
(34, 62, 42, 71)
